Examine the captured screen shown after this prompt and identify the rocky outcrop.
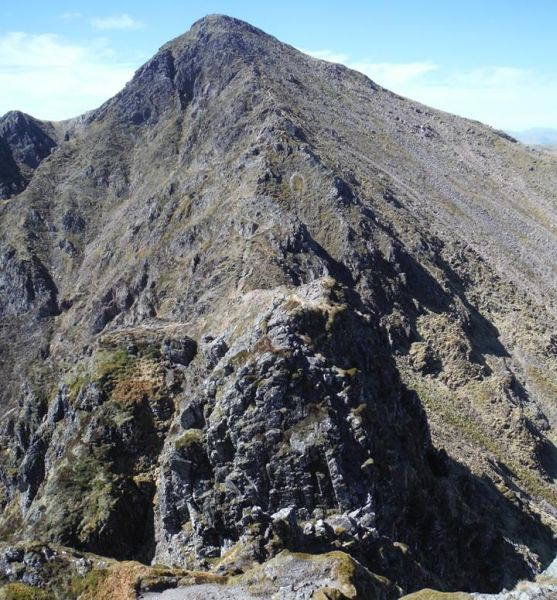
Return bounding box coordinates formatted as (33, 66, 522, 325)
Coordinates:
(151, 280, 555, 593)
(0, 111, 58, 199)
(0, 540, 228, 599)
(1, 14, 557, 599)
(0, 541, 397, 600)
(402, 557, 557, 600)
(0, 136, 25, 199)
(0, 112, 57, 170)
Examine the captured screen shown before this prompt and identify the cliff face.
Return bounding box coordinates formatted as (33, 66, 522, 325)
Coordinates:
(1, 14, 557, 599)
(0, 111, 59, 199)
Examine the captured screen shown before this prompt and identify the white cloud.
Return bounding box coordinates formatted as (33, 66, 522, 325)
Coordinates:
(392, 65, 557, 129)
(394, 79, 557, 130)
(302, 49, 350, 64)
(303, 49, 438, 87)
(450, 66, 531, 88)
(302, 48, 557, 130)
(90, 14, 144, 31)
(349, 61, 438, 87)
(1, 34, 554, 129)
(59, 12, 82, 21)
(0, 32, 136, 120)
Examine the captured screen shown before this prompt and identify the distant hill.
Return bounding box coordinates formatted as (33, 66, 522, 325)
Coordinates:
(508, 127, 557, 145)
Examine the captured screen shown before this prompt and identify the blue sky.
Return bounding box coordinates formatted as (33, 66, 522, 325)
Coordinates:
(1, 0, 556, 130)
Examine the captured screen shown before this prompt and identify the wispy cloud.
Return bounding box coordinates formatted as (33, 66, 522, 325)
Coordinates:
(301, 48, 557, 129)
(303, 49, 438, 87)
(350, 61, 438, 87)
(303, 49, 350, 64)
(394, 66, 557, 129)
(450, 66, 531, 88)
(90, 14, 143, 31)
(59, 12, 82, 21)
(0, 32, 135, 120)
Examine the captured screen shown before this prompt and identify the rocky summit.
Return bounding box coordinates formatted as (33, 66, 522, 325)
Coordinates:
(1, 14, 557, 600)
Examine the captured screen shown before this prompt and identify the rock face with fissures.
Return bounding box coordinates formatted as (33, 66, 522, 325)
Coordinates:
(2, 14, 557, 600)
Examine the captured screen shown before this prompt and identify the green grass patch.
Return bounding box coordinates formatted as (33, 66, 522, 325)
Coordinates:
(0, 584, 50, 600)
(175, 428, 204, 450)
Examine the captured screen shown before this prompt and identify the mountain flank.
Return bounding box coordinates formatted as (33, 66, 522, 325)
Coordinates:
(1, 14, 557, 599)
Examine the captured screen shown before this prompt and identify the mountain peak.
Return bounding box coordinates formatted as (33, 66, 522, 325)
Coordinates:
(190, 13, 262, 31)
(161, 13, 270, 54)
(0, 109, 57, 197)
(2, 14, 557, 600)
(1, 109, 28, 122)
(101, 13, 296, 130)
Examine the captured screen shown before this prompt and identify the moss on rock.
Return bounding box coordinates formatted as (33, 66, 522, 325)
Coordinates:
(400, 589, 473, 600)
(0, 584, 50, 600)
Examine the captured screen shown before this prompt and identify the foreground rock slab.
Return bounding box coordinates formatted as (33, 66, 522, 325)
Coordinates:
(0, 542, 395, 600)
